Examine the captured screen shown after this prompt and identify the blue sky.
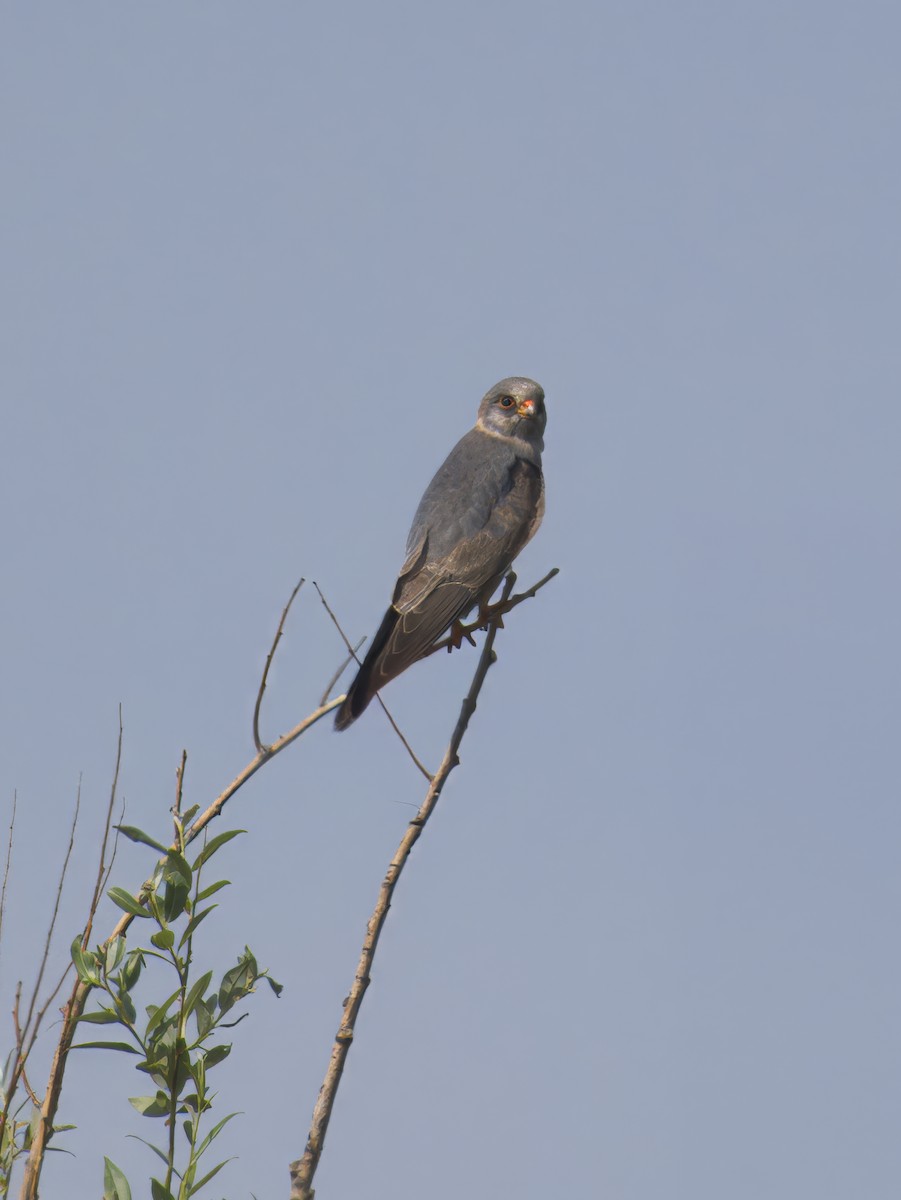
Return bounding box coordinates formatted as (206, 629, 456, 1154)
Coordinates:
(2, 4, 900, 1198)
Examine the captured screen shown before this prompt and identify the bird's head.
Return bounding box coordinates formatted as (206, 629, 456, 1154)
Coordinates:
(476, 377, 547, 451)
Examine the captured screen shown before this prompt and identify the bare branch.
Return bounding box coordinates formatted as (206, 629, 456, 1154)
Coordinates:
(19, 973, 87, 1200)
(84, 709, 124, 948)
(313, 581, 433, 782)
(11, 989, 39, 1109)
(255, 577, 305, 753)
(19, 776, 81, 1054)
(175, 749, 187, 820)
(289, 570, 543, 1199)
(319, 638, 366, 709)
(18, 716, 125, 1200)
(0, 789, 17, 956)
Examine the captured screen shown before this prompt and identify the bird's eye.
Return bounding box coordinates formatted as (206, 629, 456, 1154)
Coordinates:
(498, 395, 516, 408)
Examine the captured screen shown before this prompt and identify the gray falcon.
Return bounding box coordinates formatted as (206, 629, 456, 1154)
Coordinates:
(335, 376, 547, 730)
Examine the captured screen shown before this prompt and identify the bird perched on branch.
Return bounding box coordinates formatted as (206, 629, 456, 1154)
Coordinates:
(335, 376, 547, 730)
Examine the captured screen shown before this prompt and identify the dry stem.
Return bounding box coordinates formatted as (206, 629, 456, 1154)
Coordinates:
(313, 582, 433, 782)
(289, 570, 542, 1199)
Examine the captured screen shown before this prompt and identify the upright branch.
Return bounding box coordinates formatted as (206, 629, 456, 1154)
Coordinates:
(289, 567, 558, 1200)
(0, 790, 17, 954)
(18, 721, 123, 1200)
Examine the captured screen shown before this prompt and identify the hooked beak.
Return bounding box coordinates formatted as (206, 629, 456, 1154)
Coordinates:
(516, 397, 536, 418)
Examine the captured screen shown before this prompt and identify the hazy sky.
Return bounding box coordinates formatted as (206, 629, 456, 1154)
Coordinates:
(2, 4, 900, 1198)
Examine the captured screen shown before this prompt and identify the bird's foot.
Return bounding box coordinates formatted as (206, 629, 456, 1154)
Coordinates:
(445, 600, 510, 652)
(476, 599, 509, 631)
(446, 619, 479, 653)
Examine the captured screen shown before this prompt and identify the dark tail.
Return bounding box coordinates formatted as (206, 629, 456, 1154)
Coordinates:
(334, 606, 400, 730)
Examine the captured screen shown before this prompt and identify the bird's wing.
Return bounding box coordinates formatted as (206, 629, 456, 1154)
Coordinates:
(335, 449, 543, 729)
(377, 456, 544, 673)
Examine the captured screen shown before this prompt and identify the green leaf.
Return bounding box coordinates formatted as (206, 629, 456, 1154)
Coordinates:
(196, 879, 230, 902)
(117, 986, 137, 1026)
(181, 803, 200, 824)
(218, 947, 258, 1014)
(107, 887, 151, 918)
(103, 1157, 132, 1200)
(135, 1061, 169, 1090)
(264, 974, 284, 998)
(191, 1156, 235, 1193)
(129, 1093, 170, 1118)
(77, 1008, 120, 1025)
(202, 1042, 231, 1070)
(163, 851, 192, 888)
(70, 937, 101, 985)
(144, 987, 182, 1037)
(150, 929, 175, 951)
(158, 851, 192, 921)
(105, 936, 127, 973)
(72, 1040, 140, 1053)
(126, 1135, 169, 1166)
(163, 882, 190, 923)
(115, 824, 169, 853)
(178, 905, 216, 948)
(119, 949, 145, 988)
(192, 829, 245, 871)
(195, 1111, 237, 1156)
(193, 997, 213, 1039)
(150, 1179, 176, 1200)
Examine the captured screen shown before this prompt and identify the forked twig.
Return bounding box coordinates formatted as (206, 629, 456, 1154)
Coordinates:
(255, 578, 306, 753)
(289, 569, 556, 1199)
(313, 582, 433, 782)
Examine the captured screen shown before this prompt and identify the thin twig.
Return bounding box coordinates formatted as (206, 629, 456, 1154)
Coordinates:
(289, 572, 527, 1199)
(319, 638, 366, 708)
(0, 789, 17, 956)
(175, 750, 187, 817)
(20, 712, 122, 1200)
(85, 710, 124, 947)
(254, 577, 305, 753)
(6, 779, 83, 1191)
(19, 777, 82, 1049)
(11, 989, 39, 1109)
(313, 581, 433, 782)
(98, 793, 126, 902)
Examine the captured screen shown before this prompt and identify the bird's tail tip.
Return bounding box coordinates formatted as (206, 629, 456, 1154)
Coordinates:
(334, 701, 355, 732)
(334, 686, 371, 731)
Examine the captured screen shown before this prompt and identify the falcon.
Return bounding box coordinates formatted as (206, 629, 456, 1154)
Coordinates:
(334, 376, 547, 730)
